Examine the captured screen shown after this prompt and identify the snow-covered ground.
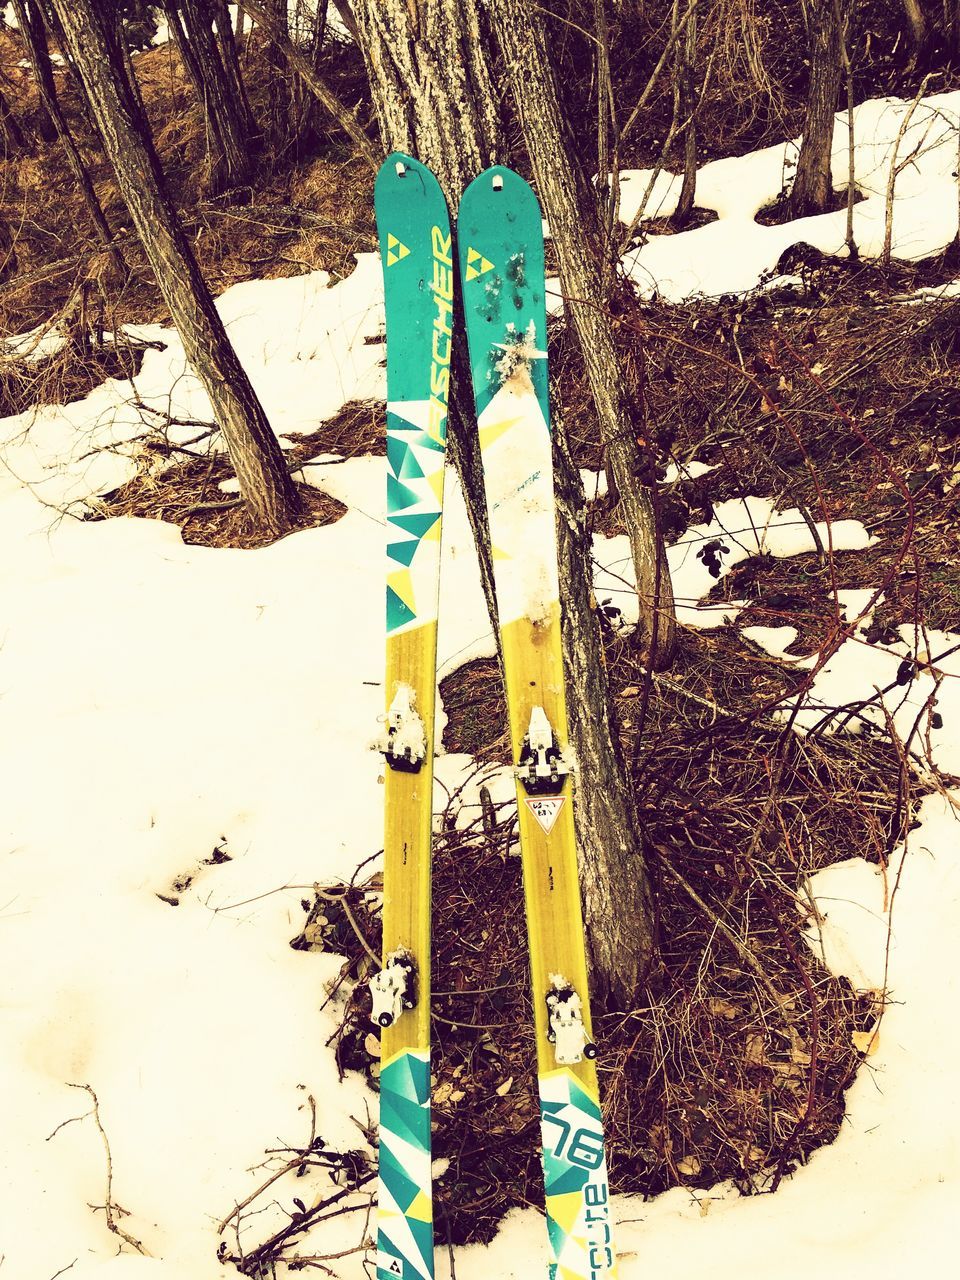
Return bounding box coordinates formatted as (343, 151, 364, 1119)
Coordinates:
(2, 92, 958, 1278)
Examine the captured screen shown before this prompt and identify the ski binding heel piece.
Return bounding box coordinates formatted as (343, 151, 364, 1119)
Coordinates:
(518, 705, 571, 795)
(546, 976, 597, 1065)
(379, 684, 426, 773)
(370, 949, 418, 1028)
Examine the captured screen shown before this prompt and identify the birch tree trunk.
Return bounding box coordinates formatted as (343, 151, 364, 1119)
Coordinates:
(354, 0, 657, 1002)
(49, 0, 302, 536)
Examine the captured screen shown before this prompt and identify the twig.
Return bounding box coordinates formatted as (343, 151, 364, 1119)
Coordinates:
(65, 1084, 148, 1255)
(314, 884, 380, 966)
(650, 842, 795, 1016)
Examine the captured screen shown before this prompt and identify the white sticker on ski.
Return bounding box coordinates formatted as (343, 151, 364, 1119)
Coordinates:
(524, 795, 565, 834)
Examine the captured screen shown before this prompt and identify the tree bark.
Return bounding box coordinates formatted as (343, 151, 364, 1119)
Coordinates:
(263, 0, 291, 154)
(486, 0, 661, 1001)
(163, 0, 253, 196)
(213, 0, 257, 139)
(673, 0, 698, 227)
(900, 0, 927, 62)
(791, 0, 843, 216)
(49, 0, 302, 536)
(237, 0, 377, 168)
(11, 0, 118, 256)
(0, 85, 26, 152)
(354, 0, 659, 1002)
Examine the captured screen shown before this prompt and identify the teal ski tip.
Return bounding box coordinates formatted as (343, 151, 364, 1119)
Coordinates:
(456, 165, 549, 420)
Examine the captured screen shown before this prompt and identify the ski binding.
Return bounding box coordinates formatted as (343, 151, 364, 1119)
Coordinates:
(518, 705, 571, 795)
(370, 949, 418, 1028)
(379, 684, 426, 773)
(546, 976, 597, 1065)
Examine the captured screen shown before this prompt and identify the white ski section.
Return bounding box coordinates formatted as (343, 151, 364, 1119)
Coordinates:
(477, 379, 558, 628)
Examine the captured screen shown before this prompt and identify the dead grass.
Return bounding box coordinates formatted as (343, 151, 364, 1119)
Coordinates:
(90, 449, 346, 549)
(298, 616, 903, 1246)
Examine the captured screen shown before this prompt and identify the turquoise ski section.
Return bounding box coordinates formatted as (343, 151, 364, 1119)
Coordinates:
(456, 165, 549, 421)
(375, 152, 453, 637)
(377, 1052, 433, 1280)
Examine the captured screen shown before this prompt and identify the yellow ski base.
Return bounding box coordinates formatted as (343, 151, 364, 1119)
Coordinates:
(382, 621, 437, 1060)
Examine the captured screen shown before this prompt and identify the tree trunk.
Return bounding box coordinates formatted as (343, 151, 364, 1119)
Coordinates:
(213, 0, 257, 139)
(900, 0, 927, 62)
(674, 0, 698, 227)
(237, 0, 377, 168)
(331, 0, 360, 42)
(354, 0, 659, 1003)
(791, 0, 843, 216)
(263, 0, 291, 156)
(49, 0, 302, 537)
(11, 0, 118, 256)
(486, 0, 661, 1001)
(488, 0, 676, 664)
(14, 0, 57, 141)
(0, 85, 26, 152)
(163, 0, 253, 196)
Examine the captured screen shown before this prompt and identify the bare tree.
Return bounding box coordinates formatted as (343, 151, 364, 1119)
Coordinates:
(673, 0, 699, 226)
(49, 0, 302, 536)
(237, 0, 377, 168)
(161, 0, 254, 196)
(10, 0, 119, 259)
(791, 0, 844, 216)
(353, 0, 659, 1002)
(0, 85, 26, 152)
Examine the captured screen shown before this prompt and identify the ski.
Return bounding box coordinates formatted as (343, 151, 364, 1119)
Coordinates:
(457, 167, 617, 1280)
(372, 152, 453, 1280)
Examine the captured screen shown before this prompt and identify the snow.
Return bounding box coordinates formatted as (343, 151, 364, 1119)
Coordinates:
(621, 91, 960, 300)
(593, 495, 872, 630)
(2, 320, 68, 363)
(2, 85, 960, 1279)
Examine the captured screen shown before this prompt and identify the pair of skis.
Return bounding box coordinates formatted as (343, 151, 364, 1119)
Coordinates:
(371, 153, 616, 1280)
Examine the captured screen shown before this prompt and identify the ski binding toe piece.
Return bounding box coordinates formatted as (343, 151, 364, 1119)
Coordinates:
(379, 684, 426, 773)
(370, 949, 418, 1029)
(518, 705, 571, 795)
(546, 976, 597, 1065)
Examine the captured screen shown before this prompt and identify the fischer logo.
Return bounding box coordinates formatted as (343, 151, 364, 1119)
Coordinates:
(428, 226, 453, 442)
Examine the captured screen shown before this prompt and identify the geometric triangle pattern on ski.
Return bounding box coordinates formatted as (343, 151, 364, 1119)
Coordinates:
(387, 473, 423, 518)
(478, 414, 523, 450)
(387, 539, 420, 568)
(390, 511, 442, 540)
